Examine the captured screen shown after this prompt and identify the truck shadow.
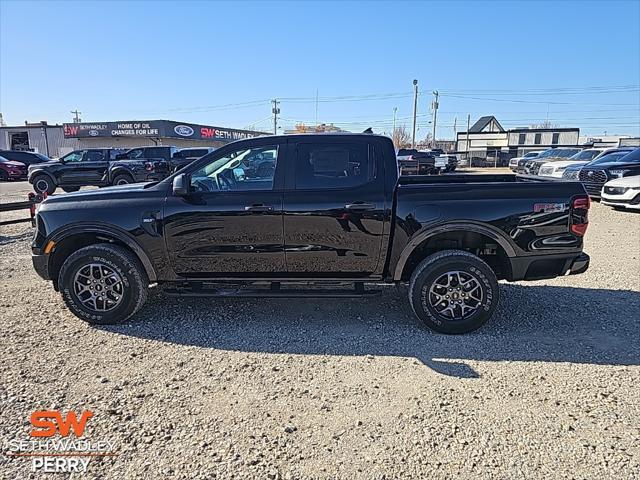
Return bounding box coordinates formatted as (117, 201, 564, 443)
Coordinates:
(103, 284, 640, 378)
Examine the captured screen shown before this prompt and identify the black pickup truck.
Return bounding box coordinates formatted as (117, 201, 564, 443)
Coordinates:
(27, 146, 188, 193)
(31, 133, 590, 334)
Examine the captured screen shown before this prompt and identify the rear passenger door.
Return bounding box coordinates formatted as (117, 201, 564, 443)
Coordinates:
(283, 138, 387, 276)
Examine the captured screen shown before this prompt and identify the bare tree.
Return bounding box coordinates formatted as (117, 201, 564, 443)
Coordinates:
(392, 125, 412, 149)
(530, 120, 558, 129)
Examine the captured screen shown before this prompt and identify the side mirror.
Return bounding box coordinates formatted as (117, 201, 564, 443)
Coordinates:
(172, 173, 190, 196)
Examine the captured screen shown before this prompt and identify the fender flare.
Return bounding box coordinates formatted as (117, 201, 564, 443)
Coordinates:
(393, 222, 517, 281)
(48, 223, 157, 282)
(28, 169, 57, 185)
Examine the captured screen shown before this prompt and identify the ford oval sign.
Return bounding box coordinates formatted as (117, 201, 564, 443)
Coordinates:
(174, 125, 194, 137)
(89, 130, 99, 137)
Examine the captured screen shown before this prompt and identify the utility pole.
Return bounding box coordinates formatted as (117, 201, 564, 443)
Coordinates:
(411, 79, 418, 148)
(271, 99, 280, 135)
(392, 107, 397, 133)
(466, 114, 471, 164)
(71, 110, 81, 123)
(453, 116, 457, 136)
(431, 90, 439, 148)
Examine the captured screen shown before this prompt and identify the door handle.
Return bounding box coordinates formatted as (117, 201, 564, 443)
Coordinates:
(345, 202, 376, 211)
(244, 204, 274, 212)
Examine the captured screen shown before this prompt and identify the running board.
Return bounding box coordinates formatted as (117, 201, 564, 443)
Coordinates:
(163, 286, 381, 298)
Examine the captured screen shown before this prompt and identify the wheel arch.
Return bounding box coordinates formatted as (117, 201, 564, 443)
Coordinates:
(393, 222, 516, 281)
(47, 225, 157, 286)
(28, 169, 57, 185)
(109, 168, 134, 184)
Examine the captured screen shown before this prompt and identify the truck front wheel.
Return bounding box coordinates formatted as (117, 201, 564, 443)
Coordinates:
(408, 250, 499, 334)
(58, 244, 148, 325)
(32, 175, 56, 195)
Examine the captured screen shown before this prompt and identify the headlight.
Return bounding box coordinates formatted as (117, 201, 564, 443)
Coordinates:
(609, 169, 630, 178)
(556, 166, 567, 172)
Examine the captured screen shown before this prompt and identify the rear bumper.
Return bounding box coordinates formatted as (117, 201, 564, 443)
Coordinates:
(508, 252, 589, 281)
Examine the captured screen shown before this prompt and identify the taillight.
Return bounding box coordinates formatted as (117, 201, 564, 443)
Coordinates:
(570, 195, 590, 236)
(145, 162, 154, 172)
(573, 197, 590, 210)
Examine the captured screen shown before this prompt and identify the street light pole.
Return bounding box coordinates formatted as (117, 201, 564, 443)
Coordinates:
(431, 90, 439, 148)
(411, 80, 418, 148)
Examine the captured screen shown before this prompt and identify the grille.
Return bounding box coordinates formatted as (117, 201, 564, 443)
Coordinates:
(562, 170, 580, 180)
(539, 166, 554, 176)
(579, 169, 607, 184)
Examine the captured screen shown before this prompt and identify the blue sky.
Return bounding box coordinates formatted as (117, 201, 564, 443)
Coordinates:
(1, 0, 639, 138)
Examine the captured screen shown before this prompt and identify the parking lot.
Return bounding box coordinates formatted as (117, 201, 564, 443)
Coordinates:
(1, 180, 639, 479)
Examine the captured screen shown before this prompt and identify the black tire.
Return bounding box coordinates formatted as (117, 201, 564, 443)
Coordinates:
(0, 170, 7, 181)
(62, 186, 80, 193)
(32, 174, 56, 195)
(58, 244, 148, 325)
(408, 250, 499, 334)
(112, 173, 134, 186)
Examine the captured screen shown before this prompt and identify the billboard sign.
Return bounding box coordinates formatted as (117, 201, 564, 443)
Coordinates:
(63, 120, 266, 143)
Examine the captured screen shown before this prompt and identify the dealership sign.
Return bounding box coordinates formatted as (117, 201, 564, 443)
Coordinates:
(63, 120, 266, 143)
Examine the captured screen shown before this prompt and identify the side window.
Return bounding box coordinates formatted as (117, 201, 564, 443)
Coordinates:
(126, 149, 143, 159)
(190, 145, 279, 192)
(63, 151, 85, 162)
(85, 150, 105, 161)
(295, 142, 374, 189)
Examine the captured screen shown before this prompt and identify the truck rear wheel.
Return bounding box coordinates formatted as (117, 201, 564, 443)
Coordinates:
(408, 250, 499, 334)
(58, 244, 148, 325)
(112, 173, 134, 186)
(32, 174, 56, 195)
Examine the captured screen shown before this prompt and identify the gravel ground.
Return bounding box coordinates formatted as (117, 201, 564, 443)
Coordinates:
(1, 185, 639, 479)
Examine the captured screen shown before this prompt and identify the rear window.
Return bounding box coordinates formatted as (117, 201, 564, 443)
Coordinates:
(175, 149, 209, 158)
(613, 149, 640, 163)
(296, 142, 374, 190)
(397, 149, 417, 156)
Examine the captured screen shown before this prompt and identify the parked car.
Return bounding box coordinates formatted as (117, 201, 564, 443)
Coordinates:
(108, 146, 182, 186)
(601, 175, 640, 210)
(578, 148, 640, 198)
(0, 150, 50, 167)
(27, 147, 188, 193)
(510, 151, 544, 172)
(524, 148, 581, 175)
(172, 147, 216, 167)
(441, 154, 458, 173)
(31, 133, 591, 334)
(396, 149, 436, 175)
(538, 148, 604, 178)
(28, 148, 127, 194)
(561, 164, 584, 181)
(0, 155, 27, 181)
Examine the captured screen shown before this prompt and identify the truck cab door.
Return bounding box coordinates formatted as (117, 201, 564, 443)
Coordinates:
(57, 150, 86, 185)
(163, 139, 288, 277)
(283, 138, 388, 276)
(81, 149, 111, 185)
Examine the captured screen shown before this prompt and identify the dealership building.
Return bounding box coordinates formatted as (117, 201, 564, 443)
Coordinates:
(0, 119, 267, 158)
(63, 120, 267, 151)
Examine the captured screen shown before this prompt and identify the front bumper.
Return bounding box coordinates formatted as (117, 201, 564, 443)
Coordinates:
(508, 252, 590, 281)
(32, 253, 50, 280)
(6, 171, 27, 180)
